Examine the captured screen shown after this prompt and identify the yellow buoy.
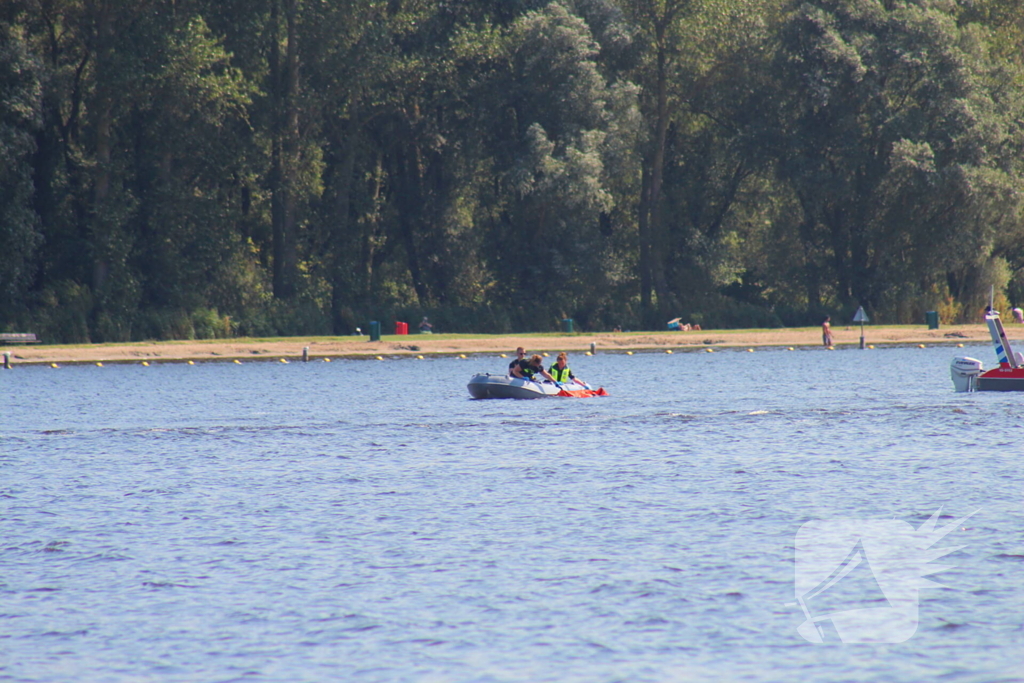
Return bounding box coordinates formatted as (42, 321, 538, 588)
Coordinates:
(787, 347, 794, 351)
(280, 358, 288, 363)
(141, 361, 149, 366)
(234, 359, 242, 364)
(459, 354, 467, 359)
(626, 351, 633, 355)
(666, 349, 673, 354)
(543, 352, 549, 357)
(499, 354, 507, 358)
(918, 344, 926, 349)
(956, 343, 964, 348)
(376, 355, 384, 361)
(95, 362, 103, 367)
(416, 355, 424, 360)
(747, 348, 754, 353)
(827, 346, 834, 350)
(187, 360, 194, 365)
(585, 351, 592, 356)
(868, 345, 875, 349)
(323, 357, 331, 362)
(50, 363, 59, 368)
(705, 348, 714, 353)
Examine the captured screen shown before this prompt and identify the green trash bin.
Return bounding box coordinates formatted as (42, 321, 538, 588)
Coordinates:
(925, 311, 939, 330)
(562, 318, 574, 334)
(369, 320, 381, 341)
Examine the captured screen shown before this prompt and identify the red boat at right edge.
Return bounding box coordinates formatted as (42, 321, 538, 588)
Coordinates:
(951, 309, 1024, 391)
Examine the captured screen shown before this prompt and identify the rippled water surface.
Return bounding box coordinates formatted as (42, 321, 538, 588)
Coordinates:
(2, 346, 1022, 682)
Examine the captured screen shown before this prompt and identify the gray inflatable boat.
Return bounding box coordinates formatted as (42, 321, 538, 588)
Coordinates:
(467, 373, 566, 399)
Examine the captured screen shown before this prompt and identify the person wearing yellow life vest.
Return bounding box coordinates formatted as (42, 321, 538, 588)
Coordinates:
(548, 352, 581, 385)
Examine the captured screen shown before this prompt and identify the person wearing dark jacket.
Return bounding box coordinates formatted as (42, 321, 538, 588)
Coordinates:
(511, 354, 555, 382)
(508, 347, 526, 373)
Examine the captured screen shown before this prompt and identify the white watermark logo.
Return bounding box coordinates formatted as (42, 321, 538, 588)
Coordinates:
(792, 508, 976, 644)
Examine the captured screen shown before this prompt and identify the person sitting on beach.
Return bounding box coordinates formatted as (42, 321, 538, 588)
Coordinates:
(549, 352, 581, 385)
(508, 347, 526, 373)
(511, 354, 556, 382)
(419, 316, 433, 333)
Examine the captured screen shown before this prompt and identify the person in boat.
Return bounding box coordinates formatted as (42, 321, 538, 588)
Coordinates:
(508, 347, 526, 373)
(511, 354, 556, 382)
(549, 352, 581, 385)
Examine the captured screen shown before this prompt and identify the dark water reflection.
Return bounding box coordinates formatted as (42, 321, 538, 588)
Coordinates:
(2, 346, 1022, 682)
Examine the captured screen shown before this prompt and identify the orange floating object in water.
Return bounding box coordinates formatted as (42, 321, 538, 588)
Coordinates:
(556, 387, 609, 398)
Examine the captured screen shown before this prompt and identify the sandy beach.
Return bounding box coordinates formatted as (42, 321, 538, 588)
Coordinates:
(0, 323, 1009, 365)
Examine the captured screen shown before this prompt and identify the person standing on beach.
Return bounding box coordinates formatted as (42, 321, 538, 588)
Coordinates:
(822, 316, 834, 347)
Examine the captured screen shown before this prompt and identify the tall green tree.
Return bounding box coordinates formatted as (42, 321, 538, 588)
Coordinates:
(0, 18, 43, 326)
(766, 0, 1024, 318)
(618, 0, 780, 326)
(484, 2, 640, 324)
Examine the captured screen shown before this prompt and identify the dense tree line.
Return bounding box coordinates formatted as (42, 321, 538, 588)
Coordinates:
(2, 0, 1024, 341)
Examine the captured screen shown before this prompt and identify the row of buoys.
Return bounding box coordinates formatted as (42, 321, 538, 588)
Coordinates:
(27, 341, 971, 368)
(44, 357, 312, 367)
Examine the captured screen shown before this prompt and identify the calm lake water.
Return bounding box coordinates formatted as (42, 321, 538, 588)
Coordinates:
(2, 345, 1022, 682)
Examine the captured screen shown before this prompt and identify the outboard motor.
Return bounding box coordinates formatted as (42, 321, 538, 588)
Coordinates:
(951, 357, 984, 393)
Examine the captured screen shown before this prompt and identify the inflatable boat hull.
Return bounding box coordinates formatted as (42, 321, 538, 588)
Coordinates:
(467, 373, 592, 399)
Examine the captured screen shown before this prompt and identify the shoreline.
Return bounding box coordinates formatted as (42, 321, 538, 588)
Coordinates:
(0, 324, 1009, 366)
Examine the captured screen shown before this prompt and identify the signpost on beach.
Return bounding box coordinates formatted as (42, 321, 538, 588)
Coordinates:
(853, 306, 869, 349)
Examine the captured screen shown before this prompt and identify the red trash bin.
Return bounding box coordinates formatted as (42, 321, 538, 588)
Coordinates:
(395, 321, 408, 335)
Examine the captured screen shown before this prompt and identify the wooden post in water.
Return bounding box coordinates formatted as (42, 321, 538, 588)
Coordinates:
(3, 352, 10, 369)
(590, 342, 596, 355)
(302, 346, 309, 362)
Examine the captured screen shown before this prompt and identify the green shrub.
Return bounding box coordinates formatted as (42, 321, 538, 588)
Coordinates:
(191, 308, 233, 339)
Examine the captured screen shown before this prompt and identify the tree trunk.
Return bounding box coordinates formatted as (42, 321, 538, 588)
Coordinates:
(330, 101, 359, 333)
(271, 0, 300, 299)
(395, 141, 430, 305)
(91, 1, 114, 295)
(797, 212, 821, 311)
(638, 164, 653, 322)
(643, 13, 678, 325)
